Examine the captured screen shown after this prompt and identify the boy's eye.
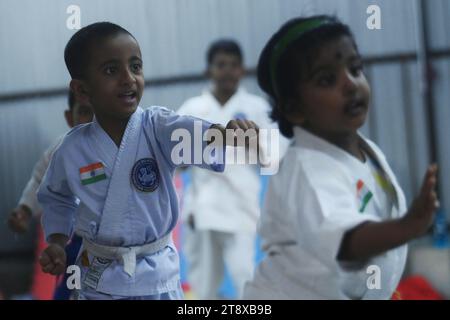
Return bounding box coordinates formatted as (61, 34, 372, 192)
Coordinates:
(316, 73, 336, 87)
(104, 66, 117, 75)
(350, 64, 363, 76)
(131, 63, 143, 73)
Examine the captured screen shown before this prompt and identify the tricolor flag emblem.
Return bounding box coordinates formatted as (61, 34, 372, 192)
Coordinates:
(80, 162, 106, 185)
(357, 179, 373, 213)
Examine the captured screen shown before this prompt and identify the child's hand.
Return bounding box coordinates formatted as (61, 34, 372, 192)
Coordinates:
(39, 244, 67, 275)
(402, 164, 439, 237)
(224, 119, 259, 147)
(8, 205, 32, 233)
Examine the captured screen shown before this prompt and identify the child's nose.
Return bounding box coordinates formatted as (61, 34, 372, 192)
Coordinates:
(341, 69, 358, 95)
(121, 68, 136, 85)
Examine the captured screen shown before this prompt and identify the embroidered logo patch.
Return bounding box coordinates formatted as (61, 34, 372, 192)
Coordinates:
(357, 179, 373, 213)
(79, 162, 106, 185)
(131, 158, 160, 192)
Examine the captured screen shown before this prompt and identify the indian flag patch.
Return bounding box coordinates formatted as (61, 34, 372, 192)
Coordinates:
(357, 179, 373, 213)
(80, 162, 106, 185)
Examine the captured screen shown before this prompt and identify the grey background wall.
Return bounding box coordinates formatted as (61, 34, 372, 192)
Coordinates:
(0, 0, 449, 290)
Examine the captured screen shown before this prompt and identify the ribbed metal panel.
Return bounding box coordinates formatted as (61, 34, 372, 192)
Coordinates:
(1, 0, 449, 253)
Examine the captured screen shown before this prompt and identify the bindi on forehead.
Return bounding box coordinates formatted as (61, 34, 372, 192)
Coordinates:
(313, 47, 346, 67)
(303, 36, 359, 79)
(325, 43, 356, 64)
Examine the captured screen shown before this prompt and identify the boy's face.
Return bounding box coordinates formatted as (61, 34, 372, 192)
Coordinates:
(65, 101, 94, 128)
(288, 35, 370, 138)
(208, 52, 244, 94)
(76, 33, 144, 121)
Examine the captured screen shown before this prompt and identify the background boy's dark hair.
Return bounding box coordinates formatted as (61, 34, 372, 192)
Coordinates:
(257, 15, 357, 138)
(206, 39, 243, 66)
(64, 22, 136, 79)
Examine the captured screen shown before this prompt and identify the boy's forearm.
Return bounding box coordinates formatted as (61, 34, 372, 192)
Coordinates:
(338, 216, 418, 262)
(47, 233, 69, 249)
(206, 124, 225, 146)
(18, 204, 33, 218)
(207, 123, 260, 148)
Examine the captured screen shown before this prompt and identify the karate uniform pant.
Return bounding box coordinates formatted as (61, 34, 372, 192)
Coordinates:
(183, 225, 255, 299)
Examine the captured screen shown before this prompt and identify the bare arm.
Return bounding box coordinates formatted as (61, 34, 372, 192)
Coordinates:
(338, 164, 439, 261)
(207, 120, 260, 148)
(48, 233, 70, 248)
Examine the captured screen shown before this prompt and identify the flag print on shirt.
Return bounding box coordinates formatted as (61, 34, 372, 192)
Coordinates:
(357, 179, 373, 213)
(80, 162, 107, 185)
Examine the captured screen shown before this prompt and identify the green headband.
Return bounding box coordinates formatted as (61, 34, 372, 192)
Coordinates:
(269, 18, 332, 97)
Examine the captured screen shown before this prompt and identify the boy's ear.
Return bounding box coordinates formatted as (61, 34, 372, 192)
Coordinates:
(64, 109, 74, 128)
(70, 79, 90, 106)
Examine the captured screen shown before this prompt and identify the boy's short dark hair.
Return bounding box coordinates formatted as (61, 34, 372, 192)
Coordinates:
(64, 22, 136, 79)
(206, 39, 243, 66)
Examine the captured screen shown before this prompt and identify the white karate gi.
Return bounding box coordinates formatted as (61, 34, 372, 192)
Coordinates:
(244, 126, 407, 299)
(177, 88, 289, 299)
(18, 137, 64, 215)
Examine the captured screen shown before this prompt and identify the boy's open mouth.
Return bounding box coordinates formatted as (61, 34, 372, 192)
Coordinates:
(344, 99, 366, 117)
(118, 90, 138, 104)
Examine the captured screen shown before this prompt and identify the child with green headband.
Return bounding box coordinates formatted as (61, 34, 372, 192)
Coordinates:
(244, 15, 439, 299)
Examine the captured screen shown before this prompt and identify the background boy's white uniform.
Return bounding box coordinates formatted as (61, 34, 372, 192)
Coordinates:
(177, 87, 288, 299)
(17, 137, 64, 216)
(37, 106, 224, 299)
(244, 126, 407, 299)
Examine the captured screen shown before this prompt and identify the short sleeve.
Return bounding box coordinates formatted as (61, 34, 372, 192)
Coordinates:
(292, 164, 381, 270)
(37, 146, 78, 241)
(176, 99, 196, 117)
(150, 107, 226, 172)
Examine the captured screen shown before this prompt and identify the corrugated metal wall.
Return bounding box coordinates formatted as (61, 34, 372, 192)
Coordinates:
(1, 0, 449, 255)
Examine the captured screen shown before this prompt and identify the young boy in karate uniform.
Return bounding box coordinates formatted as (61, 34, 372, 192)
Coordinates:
(38, 22, 259, 300)
(178, 39, 288, 299)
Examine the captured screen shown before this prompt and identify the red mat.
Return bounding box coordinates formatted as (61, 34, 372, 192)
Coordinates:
(30, 225, 57, 300)
(392, 275, 444, 300)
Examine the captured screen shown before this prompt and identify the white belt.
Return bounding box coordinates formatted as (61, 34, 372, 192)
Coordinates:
(82, 233, 172, 277)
